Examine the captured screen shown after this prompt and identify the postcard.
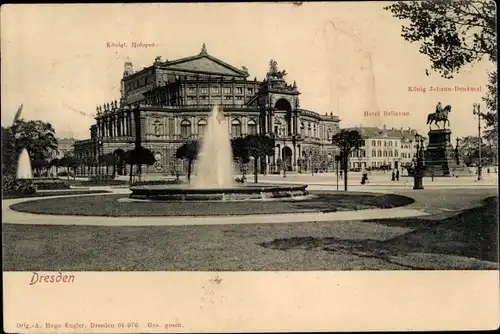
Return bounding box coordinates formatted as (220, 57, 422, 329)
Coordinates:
(2, 2, 499, 332)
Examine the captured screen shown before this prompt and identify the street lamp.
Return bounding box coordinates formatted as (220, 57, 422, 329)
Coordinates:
(412, 132, 424, 190)
(455, 137, 460, 165)
(472, 103, 485, 181)
(282, 126, 287, 178)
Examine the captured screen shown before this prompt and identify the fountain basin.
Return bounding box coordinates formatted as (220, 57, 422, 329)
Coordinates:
(129, 184, 309, 201)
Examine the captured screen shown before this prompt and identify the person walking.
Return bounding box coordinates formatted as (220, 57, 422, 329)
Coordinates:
(391, 169, 396, 181)
(361, 168, 368, 185)
(396, 169, 400, 181)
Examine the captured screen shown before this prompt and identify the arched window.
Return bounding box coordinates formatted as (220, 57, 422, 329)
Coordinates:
(388, 151, 393, 157)
(372, 140, 376, 146)
(383, 151, 387, 157)
(388, 141, 393, 146)
(308, 123, 311, 137)
(361, 150, 366, 158)
(377, 140, 382, 146)
(372, 150, 376, 157)
(180, 119, 191, 139)
(377, 150, 382, 157)
(231, 119, 242, 137)
(197, 119, 207, 137)
(313, 125, 317, 138)
(395, 150, 399, 157)
(248, 119, 257, 135)
(300, 122, 305, 136)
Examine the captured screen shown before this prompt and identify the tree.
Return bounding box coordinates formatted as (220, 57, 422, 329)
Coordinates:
(32, 156, 49, 176)
(244, 135, 275, 183)
(59, 155, 79, 180)
(175, 141, 200, 182)
(384, 0, 496, 78)
(231, 137, 251, 178)
(482, 71, 498, 161)
(332, 130, 364, 191)
(125, 146, 155, 183)
(10, 119, 59, 165)
(458, 135, 495, 166)
(1, 126, 17, 176)
(83, 156, 96, 177)
(99, 153, 118, 177)
(49, 158, 61, 176)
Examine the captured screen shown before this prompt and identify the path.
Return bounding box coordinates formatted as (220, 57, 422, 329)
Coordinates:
(2, 189, 427, 226)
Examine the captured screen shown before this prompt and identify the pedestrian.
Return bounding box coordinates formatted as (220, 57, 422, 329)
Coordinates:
(361, 169, 368, 185)
(391, 169, 395, 181)
(431, 170, 434, 182)
(396, 169, 400, 181)
(487, 168, 490, 174)
(339, 170, 343, 178)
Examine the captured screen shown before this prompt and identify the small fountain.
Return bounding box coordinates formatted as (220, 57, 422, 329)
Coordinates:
(129, 105, 308, 201)
(16, 148, 33, 179)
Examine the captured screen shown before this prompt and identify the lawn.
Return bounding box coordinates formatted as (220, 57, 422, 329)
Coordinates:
(9, 192, 414, 216)
(3, 195, 498, 271)
(2, 189, 110, 200)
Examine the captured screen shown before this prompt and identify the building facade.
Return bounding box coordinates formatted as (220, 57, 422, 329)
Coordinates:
(54, 138, 76, 158)
(74, 44, 341, 175)
(345, 125, 423, 170)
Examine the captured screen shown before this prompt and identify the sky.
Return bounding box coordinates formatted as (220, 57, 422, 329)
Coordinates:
(1, 2, 495, 141)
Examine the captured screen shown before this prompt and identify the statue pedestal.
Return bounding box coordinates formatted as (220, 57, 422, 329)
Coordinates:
(424, 129, 467, 177)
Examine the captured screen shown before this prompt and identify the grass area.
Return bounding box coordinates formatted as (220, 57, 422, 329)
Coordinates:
(262, 196, 498, 268)
(2, 195, 497, 271)
(2, 190, 111, 200)
(68, 180, 129, 187)
(9, 192, 414, 216)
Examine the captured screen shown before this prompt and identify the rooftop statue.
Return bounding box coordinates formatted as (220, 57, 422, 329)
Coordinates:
(200, 43, 208, 55)
(267, 59, 287, 79)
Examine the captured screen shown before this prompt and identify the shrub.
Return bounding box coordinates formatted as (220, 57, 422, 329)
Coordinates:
(33, 180, 71, 190)
(57, 171, 74, 177)
(89, 175, 115, 183)
(2, 175, 36, 196)
(131, 179, 184, 186)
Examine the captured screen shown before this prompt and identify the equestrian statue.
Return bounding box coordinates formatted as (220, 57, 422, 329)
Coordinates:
(426, 102, 452, 129)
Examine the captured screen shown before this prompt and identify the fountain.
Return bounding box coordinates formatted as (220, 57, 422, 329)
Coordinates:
(129, 105, 308, 201)
(193, 105, 235, 188)
(16, 148, 33, 179)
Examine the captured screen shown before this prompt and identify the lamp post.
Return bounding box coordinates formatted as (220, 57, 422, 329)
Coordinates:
(455, 137, 460, 165)
(335, 154, 341, 191)
(282, 137, 287, 178)
(412, 133, 424, 190)
(472, 103, 484, 181)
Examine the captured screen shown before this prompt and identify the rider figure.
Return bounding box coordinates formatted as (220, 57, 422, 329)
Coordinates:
(435, 102, 443, 117)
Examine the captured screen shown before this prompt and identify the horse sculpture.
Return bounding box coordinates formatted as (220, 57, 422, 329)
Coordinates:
(426, 105, 451, 129)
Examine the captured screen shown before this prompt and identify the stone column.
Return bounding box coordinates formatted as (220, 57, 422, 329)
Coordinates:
(208, 77, 212, 105)
(242, 116, 247, 135)
(130, 115, 136, 138)
(196, 76, 199, 106)
(191, 116, 195, 138)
